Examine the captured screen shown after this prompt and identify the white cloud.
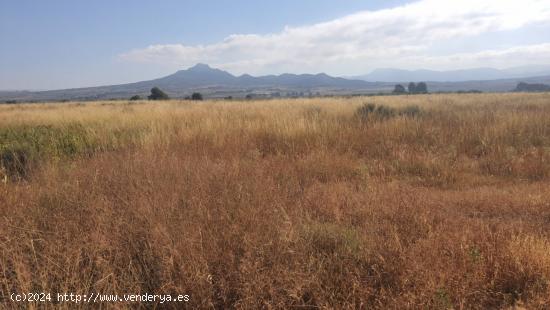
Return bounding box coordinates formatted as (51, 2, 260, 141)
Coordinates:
(119, 0, 550, 75)
(406, 43, 550, 68)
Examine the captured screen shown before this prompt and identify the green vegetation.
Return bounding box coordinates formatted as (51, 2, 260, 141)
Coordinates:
(0, 123, 146, 180)
(355, 103, 423, 120)
(148, 87, 169, 100)
(191, 92, 203, 100)
(515, 82, 550, 92)
(407, 82, 428, 94)
(393, 84, 407, 94)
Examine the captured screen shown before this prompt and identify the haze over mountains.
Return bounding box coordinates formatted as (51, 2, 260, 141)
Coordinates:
(155, 64, 369, 89)
(1, 64, 550, 102)
(0, 64, 376, 101)
(353, 65, 550, 82)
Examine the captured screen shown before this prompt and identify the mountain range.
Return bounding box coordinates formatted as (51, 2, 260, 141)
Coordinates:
(1, 64, 550, 102)
(353, 65, 550, 82)
(0, 64, 375, 102)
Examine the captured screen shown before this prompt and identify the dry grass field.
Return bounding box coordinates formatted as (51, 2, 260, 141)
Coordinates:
(1, 93, 550, 308)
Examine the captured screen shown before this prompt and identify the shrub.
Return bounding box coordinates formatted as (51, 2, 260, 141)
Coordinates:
(356, 103, 423, 121)
(148, 87, 169, 100)
(129, 95, 142, 101)
(191, 92, 203, 101)
(0, 147, 30, 180)
(393, 84, 407, 94)
(400, 105, 422, 118)
(355, 103, 377, 120)
(374, 105, 396, 119)
(356, 103, 396, 120)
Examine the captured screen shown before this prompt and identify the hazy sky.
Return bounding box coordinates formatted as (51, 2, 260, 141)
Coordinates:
(1, 0, 550, 90)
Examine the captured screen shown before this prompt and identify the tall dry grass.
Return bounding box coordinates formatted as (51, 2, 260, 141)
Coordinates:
(1, 93, 550, 308)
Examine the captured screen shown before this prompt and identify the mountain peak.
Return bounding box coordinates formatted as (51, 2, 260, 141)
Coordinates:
(188, 63, 212, 71)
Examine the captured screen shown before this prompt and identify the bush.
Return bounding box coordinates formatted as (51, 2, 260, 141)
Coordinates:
(356, 103, 423, 121)
(355, 103, 376, 119)
(374, 105, 396, 119)
(393, 84, 407, 94)
(0, 147, 29, 180)
(191, 92, 203, 101)
(148, 87, 169, 100)
(400, 105, 422, 118)
(356, 103, 396, 121)
(129, 95, 142, 101)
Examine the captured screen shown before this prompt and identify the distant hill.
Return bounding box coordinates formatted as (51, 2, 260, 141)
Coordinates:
(152, 64, 371, 89)
(514, 82, 550, 92)
(0, 64, 374, 102)
(354, 65, 550, 82)
(416, 76, 550, 93)
(3, 64, 550, 102)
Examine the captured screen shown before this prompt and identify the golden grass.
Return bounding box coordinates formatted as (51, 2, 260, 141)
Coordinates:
(1, 93, 550, 308)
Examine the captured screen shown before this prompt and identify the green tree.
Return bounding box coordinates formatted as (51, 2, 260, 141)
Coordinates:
(416, 82, 428, 94)
(393, 84, 406, 94)
(408, 82, 417, 94)
(148, 87, 169, 100)
(129, 95, 142, 101)
(191, 92, 203, 101)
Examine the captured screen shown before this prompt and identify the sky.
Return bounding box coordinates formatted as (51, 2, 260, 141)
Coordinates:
(1, 0, 550, 90)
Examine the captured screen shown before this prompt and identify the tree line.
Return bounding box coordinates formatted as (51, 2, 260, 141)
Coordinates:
(130, 87, 204, 101)
(393, 82, 428, 94)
